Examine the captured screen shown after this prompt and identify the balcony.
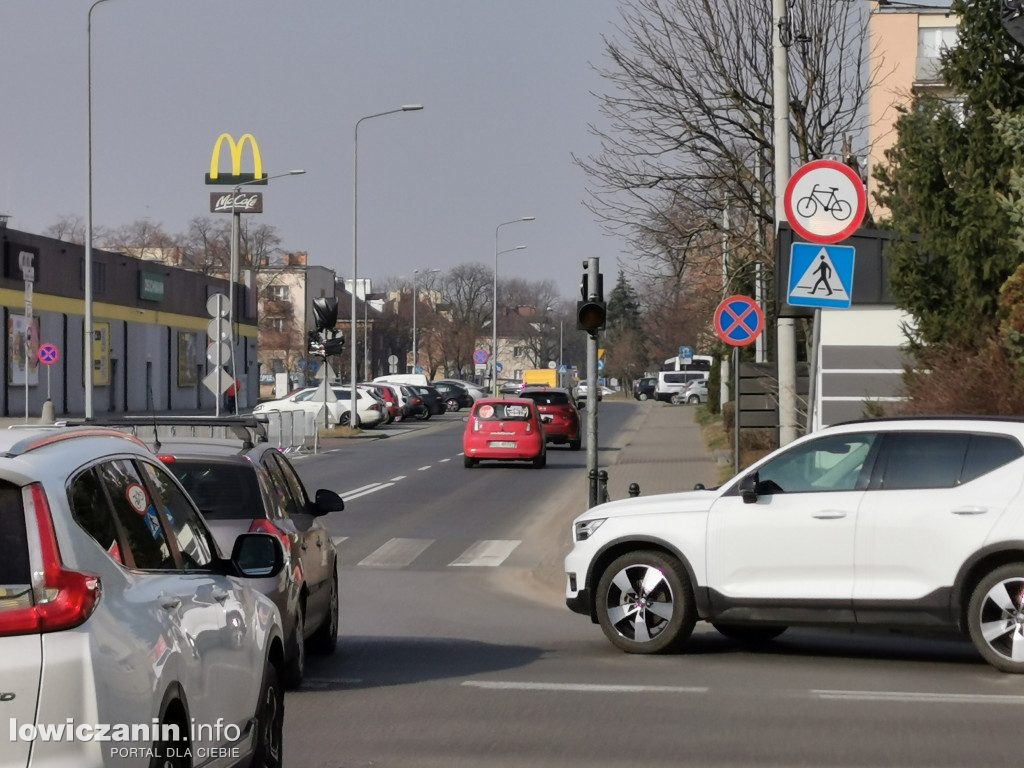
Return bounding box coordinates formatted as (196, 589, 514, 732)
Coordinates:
(263, 300, 292, 314)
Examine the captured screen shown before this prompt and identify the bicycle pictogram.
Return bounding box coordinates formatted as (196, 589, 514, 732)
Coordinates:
(795, 185, 852, 222)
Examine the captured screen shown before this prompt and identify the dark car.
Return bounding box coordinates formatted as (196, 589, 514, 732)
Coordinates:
(399, 384, 429, 420)
(120, 416, 345, 691)
(432, 381, 474, 412)
(413, 385, 446, 417)
(633, 376, 657, 401)
(516, 387, 582, 450)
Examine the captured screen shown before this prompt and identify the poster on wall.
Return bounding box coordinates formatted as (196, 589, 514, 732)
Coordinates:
(8, 313, 40, 386)
(92, 322, 110, 387)
(177, 331, 199, 387)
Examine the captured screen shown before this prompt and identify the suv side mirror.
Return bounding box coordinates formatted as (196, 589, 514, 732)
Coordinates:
(232, 533, 286, 577)
(314, 488, 344, 515)
(739, 473, 759, 504)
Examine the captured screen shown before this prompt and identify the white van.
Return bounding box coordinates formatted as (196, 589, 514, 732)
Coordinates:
(374, 373, 430, 388)
(654, 370, 708, 402)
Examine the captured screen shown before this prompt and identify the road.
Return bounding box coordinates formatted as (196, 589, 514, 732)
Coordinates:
(286, 401, 1024, 768)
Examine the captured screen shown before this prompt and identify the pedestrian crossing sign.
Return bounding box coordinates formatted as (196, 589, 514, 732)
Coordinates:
(787, 242, 856, 309)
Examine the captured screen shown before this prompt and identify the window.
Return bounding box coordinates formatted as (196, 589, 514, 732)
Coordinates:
(755, 433, 877, 494)
(962, 434, 1023, 482)
(474, 402, 533, 421)
(68, 468, 124, 565)
(879, 433, 967, 490)
(918, 26, 958, 59)
(140, 462, 213, 568)
(92, 460, 174, 569)
(270, 318, 287, 333)
(263, 453, 303, 519)
(0, 481, 31, 594)
(270, 284, 290, 301)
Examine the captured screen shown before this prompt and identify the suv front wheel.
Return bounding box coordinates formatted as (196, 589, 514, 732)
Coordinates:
(595, 550, 696, 654)
(968, 563, 1024, 673)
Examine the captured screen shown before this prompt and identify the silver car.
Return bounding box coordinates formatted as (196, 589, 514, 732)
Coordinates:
(0, 426, 287, 767)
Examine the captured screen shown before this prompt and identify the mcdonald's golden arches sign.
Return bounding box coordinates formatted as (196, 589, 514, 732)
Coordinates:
(205, 133, 266, 185)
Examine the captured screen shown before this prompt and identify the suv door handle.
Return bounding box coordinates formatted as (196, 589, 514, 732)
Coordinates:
(812, 510, 847, 519)
(952, 507, 987, 515)
(160, 596, 182, 610)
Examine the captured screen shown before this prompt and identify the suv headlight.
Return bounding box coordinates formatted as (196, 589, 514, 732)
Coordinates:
(574, 518, 606, 541)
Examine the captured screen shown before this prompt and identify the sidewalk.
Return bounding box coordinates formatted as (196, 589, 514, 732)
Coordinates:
(600, 399, 723, 500)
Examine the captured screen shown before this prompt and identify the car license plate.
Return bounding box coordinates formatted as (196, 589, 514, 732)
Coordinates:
(489, 441, 517, 449)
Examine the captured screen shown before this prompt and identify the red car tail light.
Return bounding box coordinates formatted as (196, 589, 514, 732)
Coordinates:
(249, 518, 291, 552)
(0, 483, 101, 636)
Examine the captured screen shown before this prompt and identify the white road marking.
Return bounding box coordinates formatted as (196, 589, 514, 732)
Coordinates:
(439, 458, 451, 463)
(357, 538, 433, 568)
(343, 483, 395, 500)
(341, 483, 383, 496)
(462, 681, 708, 694)
(389, 475, 407, 482)
(450, 540, 521, 567)
(330, 536, 348, 546)
(417, 466, 431, 471)
(813, 690, 1024, 705)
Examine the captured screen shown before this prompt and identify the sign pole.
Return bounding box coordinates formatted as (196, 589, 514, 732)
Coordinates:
(734, 346, 741, 475)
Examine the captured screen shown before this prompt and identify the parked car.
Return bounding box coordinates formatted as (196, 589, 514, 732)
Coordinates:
(363, 382, 401, 422)
(412, 385, 446, 418)
(565, 416, 1024, 673)
(463, 397, 549, 468)
(573, 382, 614, 405)
(633, 376, 657, 401)
(432, 381, 474, 412)
(499, 381, 524, 396)
(434, 378, 488, 401)
(672, 378, 708, 405)
(0, 425, 287, 766)
(654, 370, 708, 402)
(399, 385, 429, 421)
(252, 385, 384, 428)
(516, 386, 582, 450)
(152, 417, 344, 690)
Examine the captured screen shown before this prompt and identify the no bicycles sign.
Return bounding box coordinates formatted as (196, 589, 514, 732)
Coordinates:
(784, 159, 866, 244)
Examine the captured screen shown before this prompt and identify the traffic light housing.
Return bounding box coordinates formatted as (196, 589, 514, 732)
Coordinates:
(577, 269, 606, 335)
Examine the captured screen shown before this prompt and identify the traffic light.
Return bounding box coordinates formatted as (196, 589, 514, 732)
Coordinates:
(323, 329, 344, 357)
(312, 297, 339, 332)
(577, 269, 606, 335)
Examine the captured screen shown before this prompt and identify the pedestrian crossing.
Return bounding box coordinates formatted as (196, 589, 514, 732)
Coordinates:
(331, 535, 522, 569)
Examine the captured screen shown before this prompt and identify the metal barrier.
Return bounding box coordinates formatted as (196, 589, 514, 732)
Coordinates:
(261, 409, 320, 454)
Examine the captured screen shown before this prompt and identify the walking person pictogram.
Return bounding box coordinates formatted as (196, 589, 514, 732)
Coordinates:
(811, 255, 833, 296)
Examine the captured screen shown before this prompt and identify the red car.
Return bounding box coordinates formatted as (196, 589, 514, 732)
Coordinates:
(463, 397, 548, 468)
(362, 382, 401, 423)
(516, 387, 582, 451)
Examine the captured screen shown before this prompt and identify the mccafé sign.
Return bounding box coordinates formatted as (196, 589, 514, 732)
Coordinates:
(210, 191, 263, 214)
(205, 133, 266, 185)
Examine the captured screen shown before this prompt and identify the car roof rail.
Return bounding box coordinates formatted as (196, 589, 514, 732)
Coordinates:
(56, 415, 269, 450)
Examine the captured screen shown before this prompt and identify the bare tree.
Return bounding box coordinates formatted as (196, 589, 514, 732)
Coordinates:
(578, 0, 869, 291)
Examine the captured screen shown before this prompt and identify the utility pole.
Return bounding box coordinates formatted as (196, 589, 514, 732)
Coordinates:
(577, 257, 606, 507)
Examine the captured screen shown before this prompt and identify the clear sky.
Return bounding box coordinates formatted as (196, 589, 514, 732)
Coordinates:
(1, 0, 628, 301)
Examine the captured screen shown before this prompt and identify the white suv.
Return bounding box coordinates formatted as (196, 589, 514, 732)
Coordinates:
(1, 426, 288, 766)
(565, 417, 1024, 672)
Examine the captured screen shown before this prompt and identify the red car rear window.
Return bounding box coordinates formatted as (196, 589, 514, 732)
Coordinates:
(475, 403, 532, 421)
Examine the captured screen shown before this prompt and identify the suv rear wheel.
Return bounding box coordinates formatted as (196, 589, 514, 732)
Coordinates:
(967, 563, 1024, 673)
(596, 550, 696, 654)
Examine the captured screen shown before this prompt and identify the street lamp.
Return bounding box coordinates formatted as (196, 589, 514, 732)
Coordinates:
(224, 170, 305, 416)
(86, 0, 119, 420)
(412, 268, 440, 374)
(492, 216, 534, 396)
(351, 104, 423, 426)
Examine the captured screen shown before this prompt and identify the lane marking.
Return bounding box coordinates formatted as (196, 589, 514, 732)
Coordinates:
(389, 475, 407, 482)
(330, 536, 348, 546)
(462, 681, 708, 694)
(343, 483, 396, 500)
(417, 466, 431, 471)
(813, 690, 1024, 705)
(357, 538, 433, 568)
(450, 539, 520, 567)
(439, 458, 451, 463)
(341, 483, 382, 496)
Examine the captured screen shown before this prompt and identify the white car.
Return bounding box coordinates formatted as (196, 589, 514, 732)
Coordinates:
(1, 425, 287, 766)
(253, 385, 384, 428)
(565, 417, 1024, 673)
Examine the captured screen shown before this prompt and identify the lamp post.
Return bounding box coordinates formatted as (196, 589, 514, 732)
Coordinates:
(86, 0, 119, 420)
(411, 268, 440, 374)
(351, 105, 423, 426)
(492, 216, 534, 396)
(224, 170, 305, 416)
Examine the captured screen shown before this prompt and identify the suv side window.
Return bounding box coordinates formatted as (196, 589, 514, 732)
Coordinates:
(754, 433, 878, 494)
(92, 460, 175, 569)
(266, 452, 310, 515)
(68, 468, 125, 565)
(962, 434, 1023, 482)
(263, 452, 302, 519)
(140, 461, 214, 568)
(878, 433, 969, 490)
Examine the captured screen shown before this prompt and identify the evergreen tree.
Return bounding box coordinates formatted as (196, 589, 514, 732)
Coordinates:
(604, 270, 648, 385)
(873, 0, 1024, 349)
